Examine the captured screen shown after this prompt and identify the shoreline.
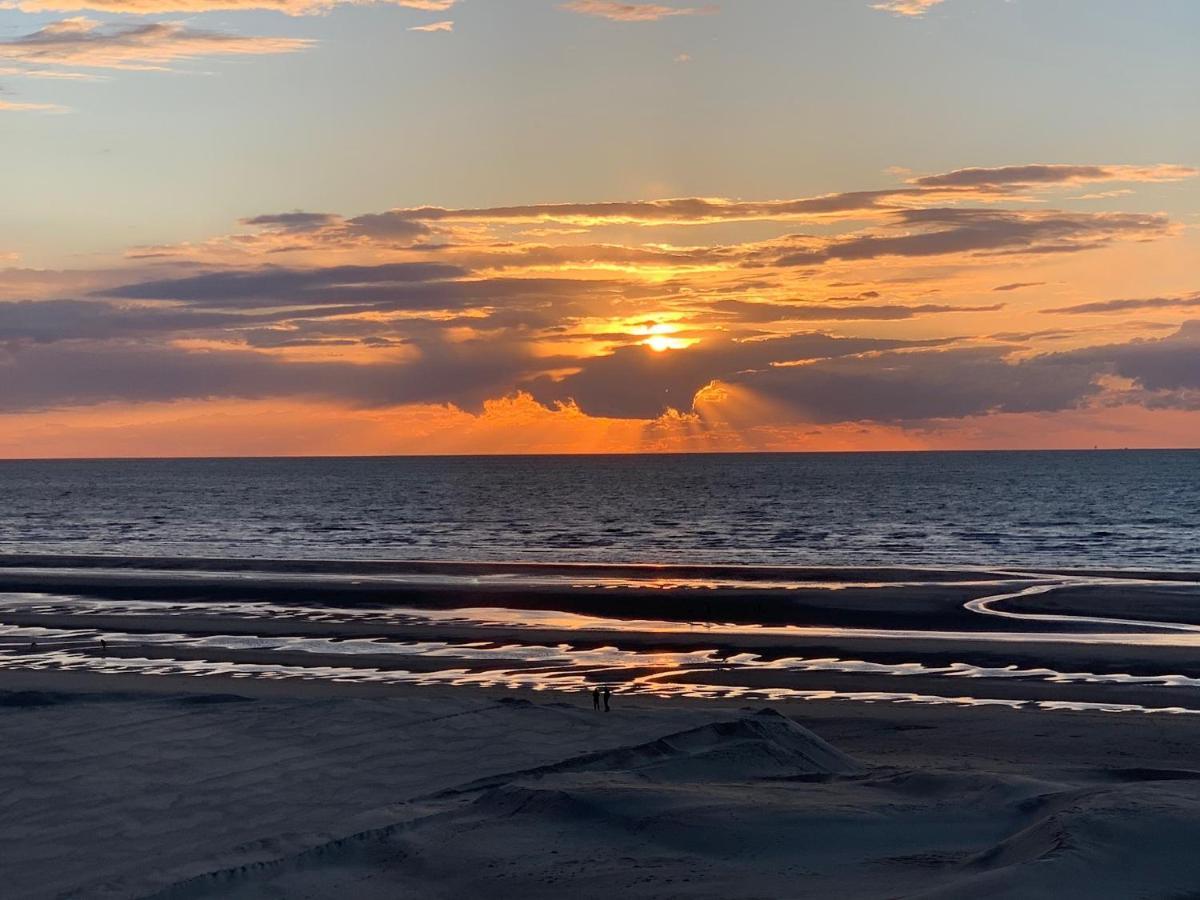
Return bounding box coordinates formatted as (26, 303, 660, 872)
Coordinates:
(4, 557, 1200, 716)
(3, 551, 1198, 581)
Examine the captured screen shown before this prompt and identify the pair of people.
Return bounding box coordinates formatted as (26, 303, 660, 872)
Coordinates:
(591, 685, 612, 712)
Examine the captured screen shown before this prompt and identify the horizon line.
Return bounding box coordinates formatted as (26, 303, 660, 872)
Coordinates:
(1, 447, 1197, 463)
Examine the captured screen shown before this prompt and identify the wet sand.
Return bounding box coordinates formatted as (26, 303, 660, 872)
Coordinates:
(6, 556, 1200, 897)
(994, 582, 1200, 626)
(0, 564, 1003, 630)
(4, 556, 1200, 713)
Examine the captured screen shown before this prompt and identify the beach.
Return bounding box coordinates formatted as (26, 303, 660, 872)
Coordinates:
(9, 672, 1200, 899)
(5, 556, 1200, 897)
(5, 557, 1200, 712)
(6, 0, 1198, 887)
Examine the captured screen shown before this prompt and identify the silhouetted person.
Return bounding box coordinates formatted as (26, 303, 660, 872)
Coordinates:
(602, 685, 611, 712)
(99, 639, 107, 657)
(591, 686, 601, 711)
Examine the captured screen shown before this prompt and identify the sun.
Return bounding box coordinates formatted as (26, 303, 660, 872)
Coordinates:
(645, 334, 682, 352)
(633, 321, 694, 352)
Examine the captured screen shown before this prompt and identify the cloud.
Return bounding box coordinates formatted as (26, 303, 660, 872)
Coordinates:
(326, 191, 966, 231)
(872, 0, 944, 15)
(4, 159, 1193, 444)
(721, 323, 1200, 425)
(268, 164, 1193, 232)
(772, 209, 1169, 266)
(338, 195, 901, 228)
(98, 261, 469, 305)
(911, 164, 1196, 189)
(735, 346, 1102, 423)
(522, 328, 1109, 425)
(1071, 189, 1135, 201)
(235, 209, 435, 248)
(561, 1, 718, 22)
(707, 300, 1004, 322)
(0, 298, 296, 343)
(0, 295, 556, 348)
(525, 333, 932, 419)
(240, 212, 342, 233)
(1043, 292, 1200, 315)
(10, 0, 453, 15)
(993, 282, 1045, 292)
(5, 318, 1194, 426)
(0, 65, 107, 80)
(0, 338, 553, 413)
(0, 17, 311, 71)
(408, 20, 452, 32)
(0, 96, 66, 111)
(1054, 322, 1200, 394)
(525, 319, 1200, 427)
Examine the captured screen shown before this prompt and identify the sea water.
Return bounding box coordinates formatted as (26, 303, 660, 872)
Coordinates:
(0, 450, 1195, 568)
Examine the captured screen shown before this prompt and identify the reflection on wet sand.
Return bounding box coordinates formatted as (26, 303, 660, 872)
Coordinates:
(2, 563, 1200, 714)
(3, 644, 1199, 717)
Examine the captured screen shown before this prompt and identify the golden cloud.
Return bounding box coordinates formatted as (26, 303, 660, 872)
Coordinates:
(0, 17, 312, 71)
(872, 0, 944, 16)
(0, 96, 67, 111)
(560, 1, 718, 23)
(10, 0, 452, 14)
(408, 19, 453, 32)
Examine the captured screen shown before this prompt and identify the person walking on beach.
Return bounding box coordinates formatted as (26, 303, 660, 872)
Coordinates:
(592, 686, 601, 711)
(602, 685, 611, 712)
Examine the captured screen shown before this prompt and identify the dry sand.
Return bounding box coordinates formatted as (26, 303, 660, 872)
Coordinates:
(6, 670, 1200, 899)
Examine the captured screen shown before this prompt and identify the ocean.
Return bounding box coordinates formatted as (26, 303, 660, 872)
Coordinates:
(1, 450, 1195, 568)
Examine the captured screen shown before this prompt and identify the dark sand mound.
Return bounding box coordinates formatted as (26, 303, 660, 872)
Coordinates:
(924, 786, 1200, 899)
(21, 691, 1200, 900)
(867, 769, 1071, 806)
(455, 709, 863, 790)
(153, 714, 1200, 900)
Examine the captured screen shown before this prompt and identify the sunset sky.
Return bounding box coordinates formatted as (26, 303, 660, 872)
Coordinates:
(2, 0, 1198, 456)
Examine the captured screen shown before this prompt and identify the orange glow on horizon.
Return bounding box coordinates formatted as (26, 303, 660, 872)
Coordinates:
(2, 394, 1196, 460)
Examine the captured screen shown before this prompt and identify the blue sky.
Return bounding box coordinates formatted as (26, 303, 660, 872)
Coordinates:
(4, 0, 1197, 262)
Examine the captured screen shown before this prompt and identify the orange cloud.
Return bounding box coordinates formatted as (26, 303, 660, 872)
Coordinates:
(561, 1, 718, 23)
(3, 161, 1196, 457)
(910, 164, 1197, 188)
(408, 19, 453, 32)
(0, 17, 312, 72)
(0, 96, 67, 111)
(5, 394, 1196, 458)
(0, 395, 653, 458)
(272, 164, 1192, 231)
(872, 0, 943, 15)
(11, 0, 453, 14)
(1043, 293, 1200, 316)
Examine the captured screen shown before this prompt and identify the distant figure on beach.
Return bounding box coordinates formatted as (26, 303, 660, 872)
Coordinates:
(100, 639, 107, 657)
(602, 685, 611, 712)
(591, 686, 601, 711)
